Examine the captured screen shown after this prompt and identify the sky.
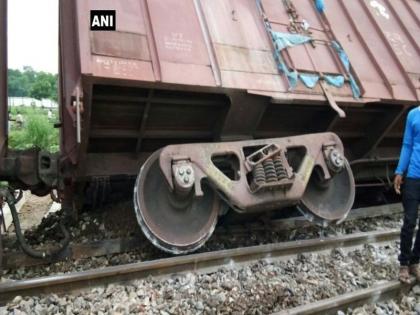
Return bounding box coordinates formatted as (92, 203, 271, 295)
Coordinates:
(8, 0, 59, 74)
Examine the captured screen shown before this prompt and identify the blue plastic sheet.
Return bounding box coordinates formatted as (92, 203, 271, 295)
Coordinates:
(299, 73, 320, 89)
(270, 31, 312, 88)
(268, 25, 360, 98)
(271, 31, 312, 51)
(299, 73, 345, 89)
(325, 75, 345, 88)
(273, 51, 299, 88)
(331, 41, 361, 98)
(314, 0, 325, 13)
(331, 41, 350, 70)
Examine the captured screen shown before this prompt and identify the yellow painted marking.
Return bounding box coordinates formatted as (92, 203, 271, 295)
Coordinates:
(299, 155, 315, 185)
(206, 164, 233, 192)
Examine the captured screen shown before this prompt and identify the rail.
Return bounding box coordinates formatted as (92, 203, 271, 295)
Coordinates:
(273, 279, 414, 315)
(2, 203, 404, 270)
(0, 228, 400, 305)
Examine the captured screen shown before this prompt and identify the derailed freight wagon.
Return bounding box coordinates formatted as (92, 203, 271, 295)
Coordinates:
(0, 0, 419, 254)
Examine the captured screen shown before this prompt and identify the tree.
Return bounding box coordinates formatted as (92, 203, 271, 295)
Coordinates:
(30, 77, 52, 100)
(8, 69, 30, 97)
(8, 67, 58, 101)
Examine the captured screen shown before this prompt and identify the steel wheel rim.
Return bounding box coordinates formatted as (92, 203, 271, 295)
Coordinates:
(298, 160, 355, 224)
(134, 151, 220, 254)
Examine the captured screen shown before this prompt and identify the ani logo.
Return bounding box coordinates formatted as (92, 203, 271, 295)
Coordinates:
(90, 10, 116, 31)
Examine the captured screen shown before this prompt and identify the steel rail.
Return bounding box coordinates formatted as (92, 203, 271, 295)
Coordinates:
(2, 203, 404, 270)
(0, 229, 400, 305)
(273, 278, 415, 315)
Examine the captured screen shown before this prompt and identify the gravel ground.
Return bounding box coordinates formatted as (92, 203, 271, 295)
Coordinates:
(344, 286, 420, 315)
(2, 209, 403, 280)
(3, 201, 138, 251)
(3, 200, 403, 251)
(2, 243, 401, 315)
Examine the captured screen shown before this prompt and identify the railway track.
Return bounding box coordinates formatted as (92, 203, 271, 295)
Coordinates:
(2, 202, 404, 270)
(0, 228, 402, 307)
(274, 279, 415, 315)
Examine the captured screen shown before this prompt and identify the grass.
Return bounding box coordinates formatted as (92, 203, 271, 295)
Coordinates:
(8, 106, 59, 152)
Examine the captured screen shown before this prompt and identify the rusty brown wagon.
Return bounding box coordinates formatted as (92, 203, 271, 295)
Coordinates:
(0, 0, 419, 255)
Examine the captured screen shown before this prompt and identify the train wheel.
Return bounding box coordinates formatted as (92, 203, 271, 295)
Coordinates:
(134, 151, 220, 254)
(298, 160, 355, 225)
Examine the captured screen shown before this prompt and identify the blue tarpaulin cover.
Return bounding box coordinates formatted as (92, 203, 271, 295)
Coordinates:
(299, 73, 319, 89)
(271, 31, 311, 88)
(324, 75, 345, 88)
(270, 31, 361, 98)
(271, 31, 312, 50)
(314, 0, 325, 13)
(331, 41, 361, 98)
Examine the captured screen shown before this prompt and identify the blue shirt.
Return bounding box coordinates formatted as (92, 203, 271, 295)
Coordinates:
(395, 107, 420, 178)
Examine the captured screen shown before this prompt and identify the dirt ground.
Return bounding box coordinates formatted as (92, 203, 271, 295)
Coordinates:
(7, 194, 53, 233)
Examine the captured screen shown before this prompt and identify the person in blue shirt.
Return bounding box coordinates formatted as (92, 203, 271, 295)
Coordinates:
(394, 106, 420, 283)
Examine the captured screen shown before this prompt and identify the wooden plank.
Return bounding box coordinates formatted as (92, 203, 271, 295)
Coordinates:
(220, 203, 404, 234)
(3, 237, 141, 270)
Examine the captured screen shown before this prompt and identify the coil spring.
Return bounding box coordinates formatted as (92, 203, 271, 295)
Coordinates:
(274, 154, 288, 180)
(262, 158, 277, 182)
(252, 163, 266, 184)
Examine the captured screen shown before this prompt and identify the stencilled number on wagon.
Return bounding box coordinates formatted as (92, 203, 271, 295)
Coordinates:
(370, 0, 390, 20)
(384, 32, 413, 57)
(94, 56, 141, 77)
(164, 33, 193, 53)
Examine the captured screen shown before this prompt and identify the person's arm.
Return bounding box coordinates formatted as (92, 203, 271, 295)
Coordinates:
(394, 111, 414, 194)
(395, 111, 414, 175)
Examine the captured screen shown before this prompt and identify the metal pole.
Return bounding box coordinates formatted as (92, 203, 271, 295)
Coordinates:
(0, 0, 8, 158)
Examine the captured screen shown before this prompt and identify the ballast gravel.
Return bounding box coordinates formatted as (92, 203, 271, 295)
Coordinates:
(2, 212, 403, 280)
(3, 200, 403, 252)
(3, 243, 401, 315)
(343, 285, 420, 315)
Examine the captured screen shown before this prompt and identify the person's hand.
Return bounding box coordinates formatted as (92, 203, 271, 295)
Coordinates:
(394, 174, 403, 195)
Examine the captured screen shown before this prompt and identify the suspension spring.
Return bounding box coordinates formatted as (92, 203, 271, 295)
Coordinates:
(274, 154, 288, 180)
(252, 163, 266, 184)
(263, 158, 277, 183)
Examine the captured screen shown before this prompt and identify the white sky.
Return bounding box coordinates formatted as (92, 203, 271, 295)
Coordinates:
(8, 0, 59, 74)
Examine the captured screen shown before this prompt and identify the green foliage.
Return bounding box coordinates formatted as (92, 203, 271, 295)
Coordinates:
(8, 67, 58, 101)
(8, 108, 59, 152)
(8, 69, 30, 97)
(30, 78, 52, 100)
(9, 106, 58, 116)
